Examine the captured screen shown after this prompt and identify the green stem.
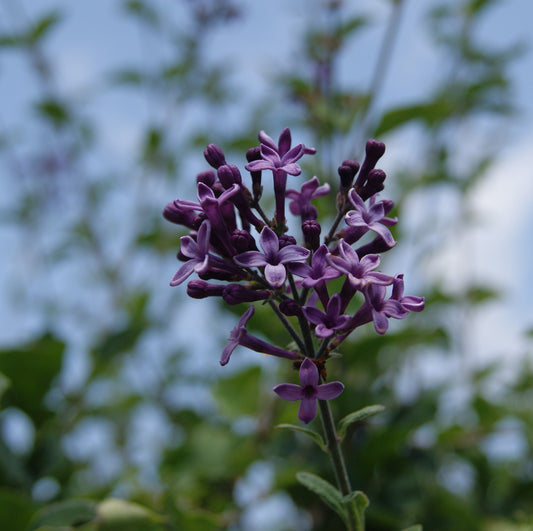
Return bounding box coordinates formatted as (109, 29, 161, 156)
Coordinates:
(318, 399, 363, 531)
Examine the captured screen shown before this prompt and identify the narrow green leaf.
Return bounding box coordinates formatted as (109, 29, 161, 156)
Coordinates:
(29, 12, 62, 45)
(337, 405, 385, 440)
(97, 498, 168, 530)
(28, 499, 97, 530)
(343, 491, 369, 529)
(275, 424, 327, 451)
(402, 526, 423, 531)
(296, 472, 347, 526)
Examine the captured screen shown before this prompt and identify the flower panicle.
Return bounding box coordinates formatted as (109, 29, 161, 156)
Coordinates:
(164, 127, 424, 422)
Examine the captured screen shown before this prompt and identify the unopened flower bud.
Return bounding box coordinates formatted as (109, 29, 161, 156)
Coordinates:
(204, 144, 226, 169)
(279, 299, 302, 317)
(338, 160, 360, 191)
(246, 146, 263, 201)
(231, 229, 258, 253)
(187, 280, 224, 299)
(196, 170, 216, 187)
(355, 139, 386, 190)
(217, 164, 242, 187)
(302, 219, 321, 251)
(222, 284, 271, 305)
(279, 234, 297, 248)
(359, 168, 386, 200)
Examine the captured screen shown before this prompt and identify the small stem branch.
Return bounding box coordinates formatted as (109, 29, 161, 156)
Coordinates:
(267, 300, 306, 353)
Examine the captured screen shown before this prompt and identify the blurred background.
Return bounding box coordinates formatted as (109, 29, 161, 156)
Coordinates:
(1, 0, 533, 529)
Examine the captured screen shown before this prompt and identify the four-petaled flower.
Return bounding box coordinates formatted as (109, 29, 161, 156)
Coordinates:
(170, 220, 211, 286)
(345, 188, 397, 247)
(303, 293, 352, 338)
(286, 176, 330, 221)
(234, 226, 310, 288)
(327, 239, 392, 290)
(221, 306, 301, 366)
(273, 358, 344, 424)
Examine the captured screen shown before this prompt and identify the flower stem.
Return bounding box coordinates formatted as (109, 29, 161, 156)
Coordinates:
(318, 398, 363, 531)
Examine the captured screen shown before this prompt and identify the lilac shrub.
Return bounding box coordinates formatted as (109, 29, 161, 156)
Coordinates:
(164, 127, 424, 528)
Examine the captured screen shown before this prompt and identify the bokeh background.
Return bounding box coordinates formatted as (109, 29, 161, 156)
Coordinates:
(1, 0, 533, 530)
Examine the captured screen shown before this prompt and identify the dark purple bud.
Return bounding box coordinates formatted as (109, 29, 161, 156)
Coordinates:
(355, 235, 396, 257)
(359, 169, 386, 200)
(354, 139, 386, 190)
(187, 280, 225, 299)
(222, 284, 272, 305)
(196, 170, 216, 187)
(204, 143, 226, 169)
(246, 146, 263, 201)
(279, 234, 297, 248)
(338, 160, 360, 191)
(231, 229, 258, 253)
(217, 164, 242, 187)
(163, 201, 198, 228)
(279, 298, 302, 317)
(302, 219, 321, 251)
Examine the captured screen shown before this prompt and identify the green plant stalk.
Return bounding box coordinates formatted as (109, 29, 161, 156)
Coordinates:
(318, 398, 363, 531)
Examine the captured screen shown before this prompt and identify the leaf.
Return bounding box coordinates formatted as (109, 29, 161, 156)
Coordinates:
(28, 12, 62, 45)
(0, 488, 36, 530)
(296, 472, 347, 526)
(402, 526, 423, 531)
(337, 405, 385, 440)
(374, 101, 453, 136)
(275, 424, 327, 451)
(343, 490, 369, 529)
(28, 499, 97, 530)
(34, 99, 71, 128)
(0, 333, 65, 426)
(97, 498, 168, 530)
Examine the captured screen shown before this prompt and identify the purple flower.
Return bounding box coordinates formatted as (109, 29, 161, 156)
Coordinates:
(245, 128, 316, 226)
(345, 189, 396, 247)
(273, 358, 344, 424)
(327, 240, 392, 290)
(289, 244, 341, 289)
(221, 306, 300, 366)
(170, 220, 212, 286)
(363, 283, 409, 335)
(286, 176, 331, 221)
(234, 226, 310, 288)
(303, 293, 351, 338)
(391, 274, 425, 312)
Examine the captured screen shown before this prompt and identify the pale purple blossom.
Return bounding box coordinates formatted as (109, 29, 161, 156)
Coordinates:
(286, 176, 331, 221)
(303, 293, 351, 338)
(273, 358, 344, 424)
(345, 189, 397, 247)
(234, 226, 310, 288)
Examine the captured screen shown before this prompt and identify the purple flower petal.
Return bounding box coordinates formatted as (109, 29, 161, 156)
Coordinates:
(273, 383, 302, 401)
(264, 263, 287, 288)
(316, 381, 344, 400)
(298, 398, 318, 424)
(233, 250, 268, 268)
(299, 358, 319, 387)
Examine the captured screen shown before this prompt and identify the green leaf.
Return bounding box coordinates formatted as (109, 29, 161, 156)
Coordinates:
(97, 498, 168, 530)
(28, 12, 62, 45)
(34, 99, 71, 129)
(337, 405, 385, 440)
(296, 472, 347, 526)
(0, 333, 65, 425)
(275, 424, 327, 451)
(402, 526, 423, 531)
(28, 499, 97, 530)
(343, 490, 369, 529)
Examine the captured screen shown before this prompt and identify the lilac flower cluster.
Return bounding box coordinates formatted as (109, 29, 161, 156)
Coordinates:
(164, 128, 424, 423)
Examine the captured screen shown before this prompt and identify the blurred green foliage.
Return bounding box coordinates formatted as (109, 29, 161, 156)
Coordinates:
(1, 0, 532, 530)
